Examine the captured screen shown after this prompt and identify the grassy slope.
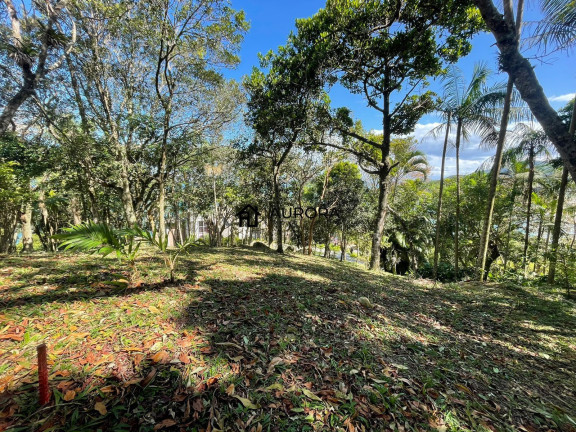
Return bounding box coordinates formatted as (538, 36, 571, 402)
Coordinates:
(0, 247, 575, 431)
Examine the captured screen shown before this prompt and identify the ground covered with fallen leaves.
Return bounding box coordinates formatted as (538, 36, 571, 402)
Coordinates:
(1, 247, 575, 431)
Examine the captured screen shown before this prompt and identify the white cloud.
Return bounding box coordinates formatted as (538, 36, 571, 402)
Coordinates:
(548, 93, 575, 103)
(370, 122, 495, 180)
(427, 155, 491, 179)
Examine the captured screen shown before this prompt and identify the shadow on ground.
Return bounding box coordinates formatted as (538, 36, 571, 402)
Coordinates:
(1, 247, 575, 431)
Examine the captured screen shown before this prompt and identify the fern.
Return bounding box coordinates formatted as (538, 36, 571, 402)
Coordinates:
(53, 223, 201, 283)
(53, 222, 137, 259)
(53, 222, 142, 284)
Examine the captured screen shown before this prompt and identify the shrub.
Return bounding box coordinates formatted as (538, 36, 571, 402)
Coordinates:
(53, 222, 200, 284)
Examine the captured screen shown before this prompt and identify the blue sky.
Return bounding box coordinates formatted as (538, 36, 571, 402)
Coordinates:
(227, 1, 575, 178)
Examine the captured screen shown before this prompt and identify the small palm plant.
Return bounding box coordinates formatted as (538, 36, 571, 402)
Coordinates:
(135, 229, 201, 283)
(53, 222, 143, 284)
(53, 222, 202, 284)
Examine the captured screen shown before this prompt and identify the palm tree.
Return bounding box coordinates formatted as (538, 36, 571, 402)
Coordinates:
(476, 0, 527, 281)
(431, 64, 505, 279)
(525, 0, 575, 283)
(502, 160, 526, 270)
(533, 0, 576, 52)
(389, 138, 429, 204)
(430, 109, 451, 280)
(549, 101, 575, 283)
(506, 124, 552, 277)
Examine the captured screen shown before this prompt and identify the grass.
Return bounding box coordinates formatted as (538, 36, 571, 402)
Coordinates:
(0, 247, 575, 431)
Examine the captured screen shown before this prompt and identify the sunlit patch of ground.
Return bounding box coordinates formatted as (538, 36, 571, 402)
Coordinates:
(0, 247, 575, 431)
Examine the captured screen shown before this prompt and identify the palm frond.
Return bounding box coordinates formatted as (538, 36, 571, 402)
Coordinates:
(531, 0, 576, 52)
(53, 222, 127, 257)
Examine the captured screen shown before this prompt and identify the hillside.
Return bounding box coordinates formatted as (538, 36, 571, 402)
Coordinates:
(1, 248, 575, 431)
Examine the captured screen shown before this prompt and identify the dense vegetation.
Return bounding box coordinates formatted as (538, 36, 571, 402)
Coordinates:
(1, 0, 574, 285)
(1, 0, 575, 430)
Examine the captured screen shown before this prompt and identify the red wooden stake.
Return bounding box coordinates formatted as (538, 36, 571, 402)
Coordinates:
(37, 344, 50, 405)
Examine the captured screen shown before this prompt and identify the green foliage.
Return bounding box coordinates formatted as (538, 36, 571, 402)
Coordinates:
(293, 0, 484, 142)
(534, 0, 576, 52)
(0, 161, 30, 253)
(52, 222, 143, 274)
(555, 244, 576, 293)
(53, 222, 202, 283)
(135, 229, 201, 283)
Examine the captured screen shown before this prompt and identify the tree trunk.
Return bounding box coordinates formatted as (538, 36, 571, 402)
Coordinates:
(308, 165, 333, 255)
(369, 168, 389, 270)
(296, 189, 306, 252)
(1, 0, 75, 134)
(324, 231, 331, 258)
(523, 145, 535, 277)
(477, 78, 514, 280)
(104, 100, 137, 225)
(307, 219, 316, 255)
(147, 209, 156, 232)
(176, 209, 184, 244)
(534, 214, 544, 273)
(503, 179, 518, 269)
(21, 204, 33, 253)
(0, 81, 36, 134)
(455, 119, 463, 279)
(548, 166, 569, 283)
(433, 112, 451, 279)
(66, 52, 100, 224)
(38, 190, 57, 252)
(543, 225, 551, 274)
(0, 0, 35, 134)
(340, 228, 346, 262)
(473, 0, 576, 184)
(70, 196, 82, 225)
(273, 166, 283, 253)
(267, 202, 274, 246)
(157, 135, 168, 242)
(158, 179, 166, 239)
(369, 85, 392, 271)
(548, 97, 575, 282)
(0, 207, 19, 253)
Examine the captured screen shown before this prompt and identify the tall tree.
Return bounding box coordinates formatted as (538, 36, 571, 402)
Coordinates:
(388, 137, 429, 204)
(294, 0, 483, 270)
(0, 0, 76, 133)
(473, 0, 576, 184)
(47, 0, 246, 227)
(431, 106, 451, 280)
(243, 42, 328, 253)
(148, 0, 247, 239)
(506, 124, 552, 277)
(319, 161, 365, 262)
(433, 64, 504, 277)
(477, 0, 525, 281)
(549, 100, 575, 282)
(530, 0, 576, 283)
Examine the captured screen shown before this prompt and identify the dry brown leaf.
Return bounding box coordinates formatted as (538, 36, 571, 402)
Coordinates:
(153, 419, 176, 430)
(63, 390, 76, 401)
(192, 398, 204, 412)
(178, 352, 190, 364)
(94, 401, 107, 415)
(267, 357, 283, 374)
(206, 376, 219, 387)
(151, 351, 169, 364)
(141, 367, 157, 387)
